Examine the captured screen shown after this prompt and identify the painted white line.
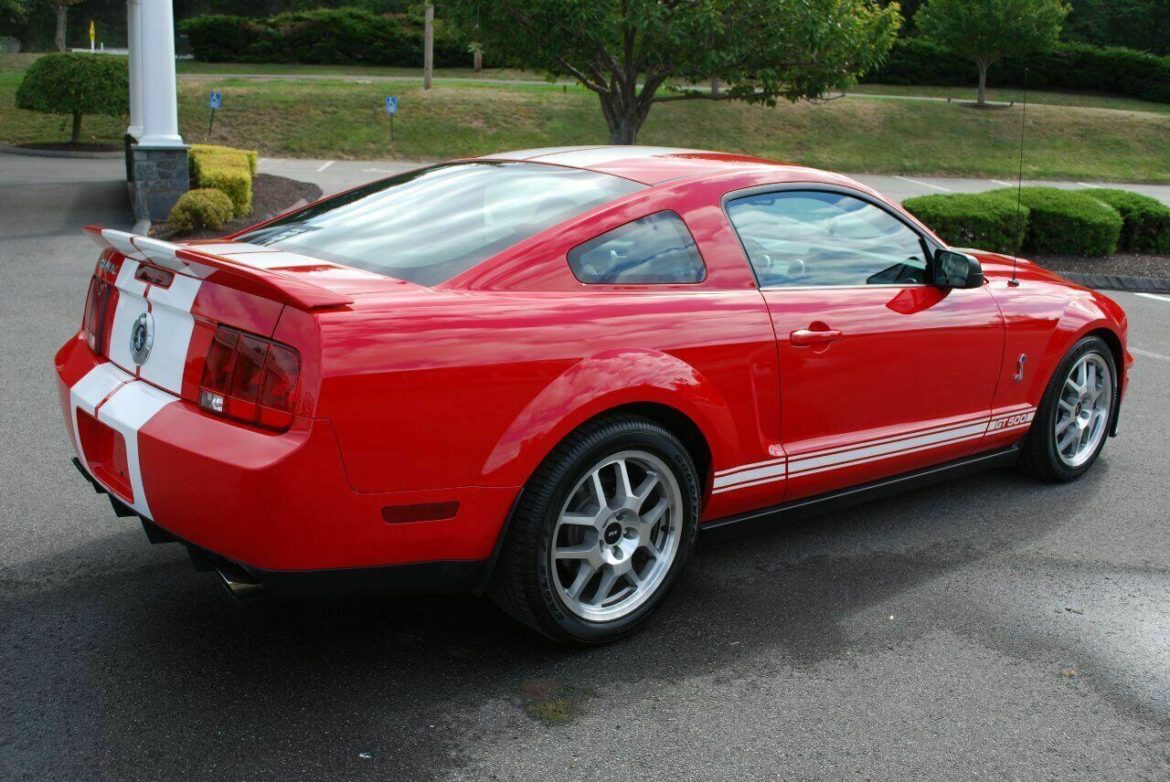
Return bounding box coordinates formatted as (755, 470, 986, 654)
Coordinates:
(1131, 347, 1170, 362)
(316, 160, 335, 172)
(1076, 182, 1098, 188)
(896, 176, 952, 193)
(990, 180, 1014, 187)
(1136, 292, 1170, 304)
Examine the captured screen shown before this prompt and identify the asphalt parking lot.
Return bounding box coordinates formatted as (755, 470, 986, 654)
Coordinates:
(2, 152, 1168, 781)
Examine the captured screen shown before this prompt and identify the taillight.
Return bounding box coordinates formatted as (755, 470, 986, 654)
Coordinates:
(199, 326, 301, 431)
(82, 277, 114, 353)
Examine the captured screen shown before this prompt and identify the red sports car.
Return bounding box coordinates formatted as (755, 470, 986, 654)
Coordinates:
(57, 147, 1130, 643)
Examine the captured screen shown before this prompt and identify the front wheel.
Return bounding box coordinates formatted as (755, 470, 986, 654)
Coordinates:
(1019, 335, 1117, 482)
(488, 415, 701, 644)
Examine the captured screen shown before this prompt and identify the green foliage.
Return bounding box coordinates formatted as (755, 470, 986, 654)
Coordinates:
(14, 53, 128, 142)
(444, 0, 901, 143)
(917, 0, 1068, 66)
(903, 192, 1029, 253)
(989, 187, 1122, 255)
(189, 144, 255, 217)
(167, 188, 235, 234)
(182, 9, 466, 67)
(864, 38, 1170, 103)
(1081, 189, 1170, 253)
(1064, 0, 1170, 56)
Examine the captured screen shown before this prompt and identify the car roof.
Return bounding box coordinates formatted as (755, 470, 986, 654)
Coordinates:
(476, 145, 861, 188)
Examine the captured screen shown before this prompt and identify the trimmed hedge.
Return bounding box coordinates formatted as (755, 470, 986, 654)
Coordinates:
(865, 38, 1170, 104)
(189, 144, 256, 217)
(903, 193, 1028, 254)
(167, 188, 235, 234)
(989, 187, 1122, 256)
(183, 9, 467, 67)
(1080, 189, 1170, 255)
(14, 53, 129, 143)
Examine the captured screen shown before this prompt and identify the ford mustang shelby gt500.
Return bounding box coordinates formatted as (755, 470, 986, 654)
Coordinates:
(58, 147, 1130, 643)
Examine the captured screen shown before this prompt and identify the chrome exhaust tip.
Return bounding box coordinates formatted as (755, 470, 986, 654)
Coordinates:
(215, 565, 265, 600)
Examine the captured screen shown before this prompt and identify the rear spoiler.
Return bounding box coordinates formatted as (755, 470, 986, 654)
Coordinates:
(83, 226, 353, 310)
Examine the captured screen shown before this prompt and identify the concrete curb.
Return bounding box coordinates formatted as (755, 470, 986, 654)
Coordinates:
(1059, 271, 1170, 294)
(0, 143, 121, 159)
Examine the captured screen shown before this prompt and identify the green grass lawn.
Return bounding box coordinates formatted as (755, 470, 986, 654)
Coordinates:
(2, 54, 1168, 182)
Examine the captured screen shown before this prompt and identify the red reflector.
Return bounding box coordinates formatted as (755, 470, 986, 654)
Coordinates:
(381, 502, 460, 524)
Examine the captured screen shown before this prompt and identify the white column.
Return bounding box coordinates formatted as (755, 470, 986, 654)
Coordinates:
(136, 0, 183, 148)
(126, 0, 144, 138)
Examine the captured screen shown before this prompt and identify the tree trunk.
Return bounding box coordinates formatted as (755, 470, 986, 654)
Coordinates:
(71, 112, 82, 144)
(54, 5, 68, 52)
(473, 50, 482, 73)
(710, 77, 721, 96)
(599, 92, 649, 145)
(977, 61, 988, 106)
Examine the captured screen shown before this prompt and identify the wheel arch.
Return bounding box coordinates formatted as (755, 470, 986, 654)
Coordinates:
(480, 348, 735, 494)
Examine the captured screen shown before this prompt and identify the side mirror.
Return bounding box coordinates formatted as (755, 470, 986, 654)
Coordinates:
(933, 250, 984, 289)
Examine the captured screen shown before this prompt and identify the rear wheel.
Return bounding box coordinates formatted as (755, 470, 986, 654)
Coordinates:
(488, 415, 700, 644)
(1019, 336, 1117, 482)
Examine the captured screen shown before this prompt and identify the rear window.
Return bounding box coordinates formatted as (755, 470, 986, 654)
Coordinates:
(235, 162, 645, 286)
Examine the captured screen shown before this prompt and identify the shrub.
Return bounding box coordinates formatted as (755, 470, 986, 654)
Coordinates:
(189, 144, 256, 217)
(167, 188, 235, 234)
(182, 9, 469, 68)
(903, 193, 1029, 254)
(988, 187, 1122, 256)
(865, 39, 1170, 104)
(14, 53, 129, 144)
(1081, 189, 1170, 254)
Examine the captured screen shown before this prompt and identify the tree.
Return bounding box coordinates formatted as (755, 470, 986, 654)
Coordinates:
(48, 0, 83, 52)
(15, 53, 129, 144)
(917, 0, 1068, 106)
(446, 0, 902, 144)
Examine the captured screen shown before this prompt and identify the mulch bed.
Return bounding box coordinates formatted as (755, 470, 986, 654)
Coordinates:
(1034, 253, 1170, 280)
(154, 173, 322, 241)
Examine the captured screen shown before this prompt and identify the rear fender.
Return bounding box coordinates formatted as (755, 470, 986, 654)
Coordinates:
(482, 348, 735, 487)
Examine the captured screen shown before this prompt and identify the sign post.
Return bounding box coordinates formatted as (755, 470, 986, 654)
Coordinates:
(208, 90, 222, 138)
(385, 95, 398, 142)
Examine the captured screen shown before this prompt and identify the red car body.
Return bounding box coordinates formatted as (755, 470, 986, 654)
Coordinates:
(56, 147, 1131, 593)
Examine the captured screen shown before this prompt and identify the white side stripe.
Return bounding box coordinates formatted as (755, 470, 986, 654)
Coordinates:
(713, 407, 1036, 494)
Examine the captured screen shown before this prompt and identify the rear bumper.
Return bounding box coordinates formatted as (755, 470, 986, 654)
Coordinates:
(56, 333, 518, 577)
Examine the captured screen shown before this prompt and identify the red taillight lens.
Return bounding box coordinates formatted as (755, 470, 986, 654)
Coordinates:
(199, 326, 301, 431)
(83, 277, 113, 353)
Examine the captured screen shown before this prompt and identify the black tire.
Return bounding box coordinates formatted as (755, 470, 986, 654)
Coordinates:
(1018, 335, 1118, 483)
(488, 414, 701, 644)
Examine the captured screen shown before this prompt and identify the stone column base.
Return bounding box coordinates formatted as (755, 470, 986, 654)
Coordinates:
(128, 144, 189, 224)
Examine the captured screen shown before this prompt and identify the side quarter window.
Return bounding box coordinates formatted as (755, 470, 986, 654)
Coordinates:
(726, 190, 929, 288)
(567, 210, 706, 285)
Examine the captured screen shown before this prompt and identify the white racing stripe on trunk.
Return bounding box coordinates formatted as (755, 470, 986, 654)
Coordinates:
(69, 363, 135, 459)
(140, 273, 202, 394)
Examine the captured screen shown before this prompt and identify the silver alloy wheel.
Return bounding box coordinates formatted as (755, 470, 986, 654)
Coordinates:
(1054, 352, 1113, 468)
(550, 450, 683, 623)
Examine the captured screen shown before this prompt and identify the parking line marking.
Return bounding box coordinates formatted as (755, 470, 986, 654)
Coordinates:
(990, 180, 1014, 187)
(896, 176, 952, 192)
(316, 160, 335, 172)
(1076, 182, 1097, 188)
(1136, 293, 1170, 304)
(1131, 347, 1170, 362)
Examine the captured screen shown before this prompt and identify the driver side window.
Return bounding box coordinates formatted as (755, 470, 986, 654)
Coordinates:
(726, 191, 928, 287)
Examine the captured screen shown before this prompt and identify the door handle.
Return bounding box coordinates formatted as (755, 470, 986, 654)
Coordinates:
(790, 327, 843, 347)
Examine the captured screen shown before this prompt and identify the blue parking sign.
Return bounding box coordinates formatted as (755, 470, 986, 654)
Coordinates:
(385, 96, 398, 115)
(209, 90, 222, 110)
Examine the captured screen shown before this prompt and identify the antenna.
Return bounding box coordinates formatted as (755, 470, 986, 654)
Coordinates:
(1009, 68, 1030, 287)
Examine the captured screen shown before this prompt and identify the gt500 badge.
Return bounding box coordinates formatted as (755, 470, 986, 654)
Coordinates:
(989, 412, 1034, 431)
